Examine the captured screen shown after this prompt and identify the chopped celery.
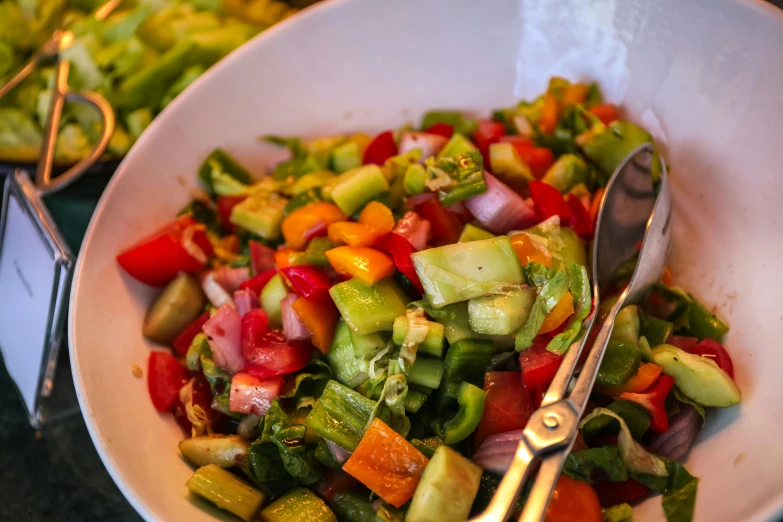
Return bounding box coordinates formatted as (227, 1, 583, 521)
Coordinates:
(230, 194, 287, 239)
(437, 133, 477, 159)
(404, 163, 428, 195)
(179, 435, 250, 472)
(327, 320, 370, 388)
(541, 153, 590, 193)
(142, 273, 205, 344)
(260, 487, 336, 522)
(306, 380, 375, 451)
(330, 140, 363, 173)
(459, 223, 495, 243)
(392, 316, 445, 358)
(186, 464, 265, 522)
(261, 274, 288, 328)
(439, 339, 495, 403)
(411, 236, 524, 308)
(349, 329, 388, 360)
(468, 286, 536, 335)
(420, 111, 478, 136)
(330, 164, 389, 215)
(407, 357, 445, 390)
(329, 278, 409, 335)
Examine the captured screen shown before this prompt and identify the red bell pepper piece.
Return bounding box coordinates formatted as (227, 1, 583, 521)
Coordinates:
(250, 240, 276, 274)
(171, 311, 211, 357)
(363, 130, 398, 165)
(519, 335, 564, 390)
(406, 193, 461, 245)
(117, 216, 213, 287)
(217, 195, 246, 233)
(473, 372, 533, 448)
(618, 374, 675, 433)
(239, 268, 277, 295)
(529, 180, 571, 224)
(242, 310, 311, 377)
(593, 479, 649, 508)
(499, 136, 554, 179)
(281, 266, 332, 302)
(686, 338, 735, 378)
(147, 351, 190, 413)
(424, 122, 454, 139)
(374, 232, 423, 293)
(588, 104, 620, 126)
(566, 193, 594, 239)
(473, 120, 506, 160)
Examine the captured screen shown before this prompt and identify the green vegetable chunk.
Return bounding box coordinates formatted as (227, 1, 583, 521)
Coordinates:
(426, 149, 487, 206)
(685, 296, 729, 341)
(329, 278, 409, 335)
(522, 217, 588, 267)
(186, 464, 265, 522)
(602, 503, 634, 522)
(350, 329, 388, 360)
(198, 148, 252, 194)
(420, 111, 478, 136)
(407, 357, 445, 390)
(541, 153, 590, 193)
(230, 194, 287, 240)
(564, 447, 628, 484)
(143, 272, 205, 344)
(412, 236, 525, 308)
(327, 320, 371, 388)
(468, 286, 536, 335)
(406, 446, 483, 522)
(330, 141, 363, 173)
(306, 380, 375, 451)
(489, 142, 534, 189)
(432, 381, 486, 444)
(515, 264, 570, 351)
(612, 305, 641, 344)
(304, 237, 334, 265)
(458, 224, 495, 243)
(330, 164, 389, 215)
(314, 440, 341, 470)
(404, 163, 428, 195)
(261, 273, 288, 328)
(437, 133, 477, 159)
(652, 344, 740, 407)
(596, 339, 642, 386)
(260, 487, 335, 522)
(640, 312, 674, 348)
(439, 339, 495, 404)
(580, 400, 651, 442)
(581, 121, 663, 186)
(392, 316, 445, 357)
(179, 436, 250, 473)
(331, 491, 376, 522)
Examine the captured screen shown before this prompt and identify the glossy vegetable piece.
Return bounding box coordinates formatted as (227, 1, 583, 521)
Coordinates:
(143, 272, 206, 345)
(539, 92, 560, 134)
(375, 232, 424, 293)
(363, 130, 398, 165)
(639, 313, 674, 348)
(116, 215, 213, 287)
(529, 180, 571, 223)
(328, 222, 380, 247)
(147, 351, 190, 413)
(406, 446, 483, 522)
(611, 305, 641, 344)
(566, 194, 594, 239)
(580, 399, 651, 443)
(459, 224, 495, 243)
(331, 165, 390, 215)
(260, 273, 289, 329)
(281, 266, 331, 302)
(686, 298, 730, 341)
(541, 153, 589, 194)
(433, 381, 486, 444)
(581, 121, 662, 185)
(178, 435, 250, 471)
(428, 149, 488, 206)
(488, 141, 533, 190)
(406, 192, 461, 245)
(327, 320, 372, 387)
(306, 380, 376, 451)
(588, 104, 620, 125)
(473, 119, 506, 159)
(342, 418, 429, 508)
(261, 487, 336, 522)
(595, 339, 642, 386)
(597, 363, 663, 395)
(325, 246, 395, 286)
(474, 372, 534, 448)
(329, 277, 409, 335)
(172, 310, 211, 357)
(230, 195, 287, 240)
(359, 201, 395, 233)
(468, 286, 536, 335)
(217, 195, 246, 232)
(519, 336, 564, 390)
(242, 314, 311, 378)
(464, 172, 537, 235)
(292, 296, 339, 354)
(198, 148, 253, 195)
(544, 474, 601, 522)
(652, 344, 740, 407)
(330, 491, 376, 522)
(239, 269, 277, 296)
(440, 339, 496, 404)
(421, 111, 478, 137)
(509, 233, 553, 267)
(392, 316, 444, 358)
(424, 122, 455, 138)
(686, 338, 734, 378)
(229, 372, 285, 416)
(618, 374, 675, 433)
(437, 133, 478, 159)
(538, 291, 575, 334)
(186, 464, 265, 522)
(282, 202, 346, 249)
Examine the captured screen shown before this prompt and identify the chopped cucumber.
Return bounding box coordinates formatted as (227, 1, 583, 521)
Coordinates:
(437, 133, 477, 159)
(186, 464, 265, 522)
(392, 316, 445, 358)
(612, 305, 640, 343)
(330, 164, 389, 215)
(143, 272, 205, 344)
(489, 142, 533, 188)
(230, 194, 287, 240)
(327, 320, 370, 388)
(652, 344, 740, 407)
(330, 141, 363, 173)
(468, 286, 536, 335)
(260, 487, 335, 522)
(404, 163, 428, 195)
(291, 171, 335, 196)
(458, 223, 495, 243)
(261, 273, 288, 329)
(541, 153, 590, 193)
(329, 278, 409, 335)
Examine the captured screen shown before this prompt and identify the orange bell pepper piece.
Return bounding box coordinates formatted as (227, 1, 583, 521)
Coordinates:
(282, 202, 346, 249)
(562, 84, 588, 105)
(539, 93, 560, 134)
(596, 363, 663, 396)
(589, 187, 605, 222)
(509, 233, 552, 268)
(291, 296, 338, 354)
(588, 104, 620, 125)
(328, 222, 380, 247)
(343, 418, 429, 508)
(539, 291, 575, 334)
(275, 247, 308, 269)
(661, 266, 673, 286)
(325, 246, 395, 286)
(358, 201, 395, 235)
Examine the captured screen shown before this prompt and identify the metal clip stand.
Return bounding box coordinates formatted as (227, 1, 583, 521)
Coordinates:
(0, 30, 114, 427)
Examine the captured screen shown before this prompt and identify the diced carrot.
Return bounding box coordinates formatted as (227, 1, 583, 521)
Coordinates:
(282, 202, 346, 249)
(539, 93, 560, 134)
(539, 292, 575, 334)
(291, 296, 338, 354)
(596, 363, 663, 395)
(358, 201, 395, 235)
(588, 104, 619, 125)
(328, 222, 381, 247)
(342, 418, 429, 507)
(325, 246, 395, 286)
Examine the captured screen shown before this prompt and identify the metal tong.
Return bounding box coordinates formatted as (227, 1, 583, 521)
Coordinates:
(472, 144, 672, 522)
(0, 0, 122, 194)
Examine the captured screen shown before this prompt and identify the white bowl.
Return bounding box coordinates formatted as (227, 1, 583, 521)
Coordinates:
(70, 0, 783, 520)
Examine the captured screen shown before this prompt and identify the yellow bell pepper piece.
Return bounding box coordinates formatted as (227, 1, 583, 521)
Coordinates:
(509, 233, 552, 268)
(325, 246, 395, 286)
(328, 222, 380, 247)
(539, 291, 574, 334)
(282, 202, 346, 249)
(291, 296, 338, 354)
(358, 201, 395, 235)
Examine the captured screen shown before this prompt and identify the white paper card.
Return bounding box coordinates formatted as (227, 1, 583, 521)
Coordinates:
(0, 195, 57, 412)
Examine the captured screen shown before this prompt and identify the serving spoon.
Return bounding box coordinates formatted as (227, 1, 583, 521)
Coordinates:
(472, 143, 672, 522)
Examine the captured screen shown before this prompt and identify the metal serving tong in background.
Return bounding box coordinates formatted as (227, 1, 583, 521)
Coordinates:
(472, 144, 672, 522)
(0, 0, 122, 194)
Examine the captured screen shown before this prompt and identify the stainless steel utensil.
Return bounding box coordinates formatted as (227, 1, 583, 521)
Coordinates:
(472, 143, 672, 522)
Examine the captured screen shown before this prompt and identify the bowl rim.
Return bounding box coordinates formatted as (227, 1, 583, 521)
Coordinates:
(68, 0, 783, 520)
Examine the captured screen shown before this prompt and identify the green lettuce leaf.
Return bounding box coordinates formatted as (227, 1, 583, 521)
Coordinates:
(673, 387, 706, 425)
(280, 359, 331, 399)
(547, 263, 591, 354)
(632, 459, 698, 522)
(563, 447, 628, 484)
(259, 400, 323, 485)
(515, 263, 570, 350)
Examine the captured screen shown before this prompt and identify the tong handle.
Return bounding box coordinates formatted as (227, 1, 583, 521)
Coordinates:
(36, 60, 115, 195)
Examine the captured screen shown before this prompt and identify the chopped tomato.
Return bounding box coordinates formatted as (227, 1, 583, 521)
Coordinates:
(519, 335, 563, 390)
(687, 338, 735, 378)
(473, 120, 506, 160)
(593, 479, 649, 508)
(117, 216, 213, 287)
(588, 104, 620, 125)
(217, 195, 246, 232)
(250, 240, 276, 274)
(474, 372, 533, 447)
(171, 311, 211, 356)
(566, 193, 594, 239)
(363, 130, 398, 165)
(241, 311, 311, 377)
(423, 122, 454, 139)
(520, 147, 555, 180)
(229, 372, 285, 416)
(406, 193, 461, 245)
(529, 181, 571, 224)
(147, 351, 190, 413)
(667, 335, 699, 352)
(545, 474, 601, 522)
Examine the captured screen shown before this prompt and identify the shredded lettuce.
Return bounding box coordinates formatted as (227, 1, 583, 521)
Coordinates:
(632, 459, 699, 522)
(563, 447, 628, 483)
(399, 306, 428, 368)
(179, 378, 213, 437)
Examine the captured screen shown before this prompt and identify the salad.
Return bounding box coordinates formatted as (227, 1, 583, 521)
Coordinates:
(118, 77, 741, 522)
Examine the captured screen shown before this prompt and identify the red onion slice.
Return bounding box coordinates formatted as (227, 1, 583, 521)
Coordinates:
(203, 305, 245, 373)
(281, 294, 310, 341)
(326, 439, 352, 464)
(234, 289, 258, 317)
(398, 132, 448, 160)
(648, 404, 701, 462)
(465, 172, 537, 234)
(473, 429, 524, 475)
(211, 266, 251, 293)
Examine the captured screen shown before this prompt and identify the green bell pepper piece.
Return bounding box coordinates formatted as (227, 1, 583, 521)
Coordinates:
(639, 312, 674, 348)
(198, 148, 253, 194)
(596, 339, 642, 386)
(425, 149, 487, 206)
(581, 121, 663, 186)
(420, 110, 479, 136)
(685, 295, 729, 341)
(439, 339, 495, 405)
(432, 381, 486, 444)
